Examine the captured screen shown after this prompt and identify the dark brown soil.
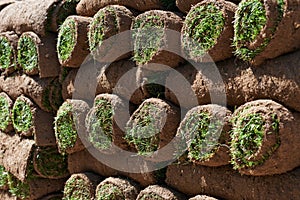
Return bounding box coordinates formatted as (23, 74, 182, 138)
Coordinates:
(0, 31, 18, 76)
(137, 185, 187, 200)
(48, 79, 63, 111)
(166, 164, 300, 200)
(0, 92, 14, 133)
(39, 193, 63, 200)
(165, 50, 300, 112)
(176, 0, 201, 13)
(62, 68, 78, 101)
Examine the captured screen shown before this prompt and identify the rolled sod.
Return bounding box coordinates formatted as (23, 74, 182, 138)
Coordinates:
(132, 10, 183, 68)
(76, 0, 177, 17)
(189, 195, 218, 200)
(136, 185, 186, 200)
(95, 177, 140, 200)
(88, 5, 133, 61)
(233, 0, 300, 65)
(86, 94, 130, 152)
(57, 15, 92, 67)
(54, 99, 90, 154)
(125, 98, 180, 161)
(33, 146, 69, 179)
(63, 172, 102, 200)
(166, 164, 300, 199)
(0, 0, 78, 36)
(0, 166, 9, 191)
(175, 104, 232, 167)
(0, 32, 18, 75)
(230, 100, 300, 176)
(17, 32, 60, 78)
(165, 50, 300, 112)
(0, 92, 14, 133)
(182, 0, 237, 62)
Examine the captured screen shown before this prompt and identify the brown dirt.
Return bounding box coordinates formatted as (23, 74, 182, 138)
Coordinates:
(48, 79, 63, 111)
(166, 164, 300, 200)
(0, 32, 18, 76)
(176, 104, 232, 167)
(76, 0, 164, 16)
(62, 68, 78, 101)
(0, 133, 34, 182)
(0, 92, 14, 133)
(182, 0, 237, 62)
(96, 177, 140, 200)
(20, 32, 60, 78)
(189, 195, 219, 200)
(59, 16, 92, 68)
(176, 0, 201, 13)
(137, 185, 187, 200)
(165, 50, 300, 112)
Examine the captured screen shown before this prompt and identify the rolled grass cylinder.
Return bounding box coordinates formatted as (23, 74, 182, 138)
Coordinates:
(166, 164, 300, 199)
(76, 0, 177, 17)
(63, 172, 102, 200)
(33, 146, 69, 179)
(0, 166, 9, 191)
(17, 32, 60, 78)
(88, 5, 133, 61)
(175, 104, 232, 167)
(95, 177, 140, 200)
(125, 98, 180, 161)
(54, 99, 90, 155)
(182, 0, 237, 62)
(230, 100, 300, 176)
(189, 195, 219, 200)
(233, 0, 300, 66)
(12, 95, 55, 142)
(137, 185, 186, 200)
(132, 10, 183, 69)
(0, 32, 18, 75)
(0, 92, 13, 133)
(57, 15, 92, 67)
(165, 50, 300, 112)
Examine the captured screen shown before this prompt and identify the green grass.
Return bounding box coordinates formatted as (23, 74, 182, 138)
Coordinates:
(125, 104, 161, 156)
(17, 35, 38, 71)
(133, 15, 164, 65)
(57, 18, 76, 62)
(96, 184, 124, 200)
(87, 99, 114, 150)
(12, 99, 33, 132)
(34, 146, 69, 178)
(7, 173, 30, 200)
(0, 166, 9, 189)
(54, 102, 78, 155)
(230, 112, 280, 169)
(63, 177, 92, 200)
(183, 3, 225, 57)
(0, 36, 13, 70)
(0, 96, 11, 131)
(140, 193, 164, 200)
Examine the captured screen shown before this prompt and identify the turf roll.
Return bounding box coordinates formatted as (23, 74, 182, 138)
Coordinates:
(189, 195, 219, 200)
(125, 98, 180, 161)
(12, 96, 55, 145)
(17, 32, 60, 78)
(0, 92, 14, 133)
(175, 104, 232, 167)
(63, 172, 102, 200)
(132, 10, 183, 69)
(230, 99, 300, 176)
(0, 32, 18, 75)
(182, 0, 237, 62)
(76, 0, 177, 17)
(57, 15, 92, 67)
(136, 185, 186, 200)
(54, 99, 90, 154)
(95, 177, 140, 200)
(0, 166, 9, 191)
(165, 50, 300, 112)
(233, 0, 300, 65)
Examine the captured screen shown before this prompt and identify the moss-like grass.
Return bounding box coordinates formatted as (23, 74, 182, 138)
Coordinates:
(87, 99, 114, 150)
(96, 184, 124, 200)
(133, 15, 164, 65)
(0, 96, 11, 131)
(125, 104, 160, 156)
(0, 36, 13, 70)
(233, 0, 284, 61)
(17, 35, 38, 72)
(57, 18, 76, 62)
(12, 99, 33, 133)
(230, 112, 280, 169)
(54, 102, 78, 155)
(34, 146, 69, 178)
(7, 173, 30, 200)
(0, 166, 9, 190)
(182, 3, 225, 57)
(140, 193, 164, 200)
(63, 177, 92, 200)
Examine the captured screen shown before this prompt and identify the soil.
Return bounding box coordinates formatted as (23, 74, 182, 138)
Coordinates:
(62, 68, 78, 101)
(137, 184, 187, 200)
